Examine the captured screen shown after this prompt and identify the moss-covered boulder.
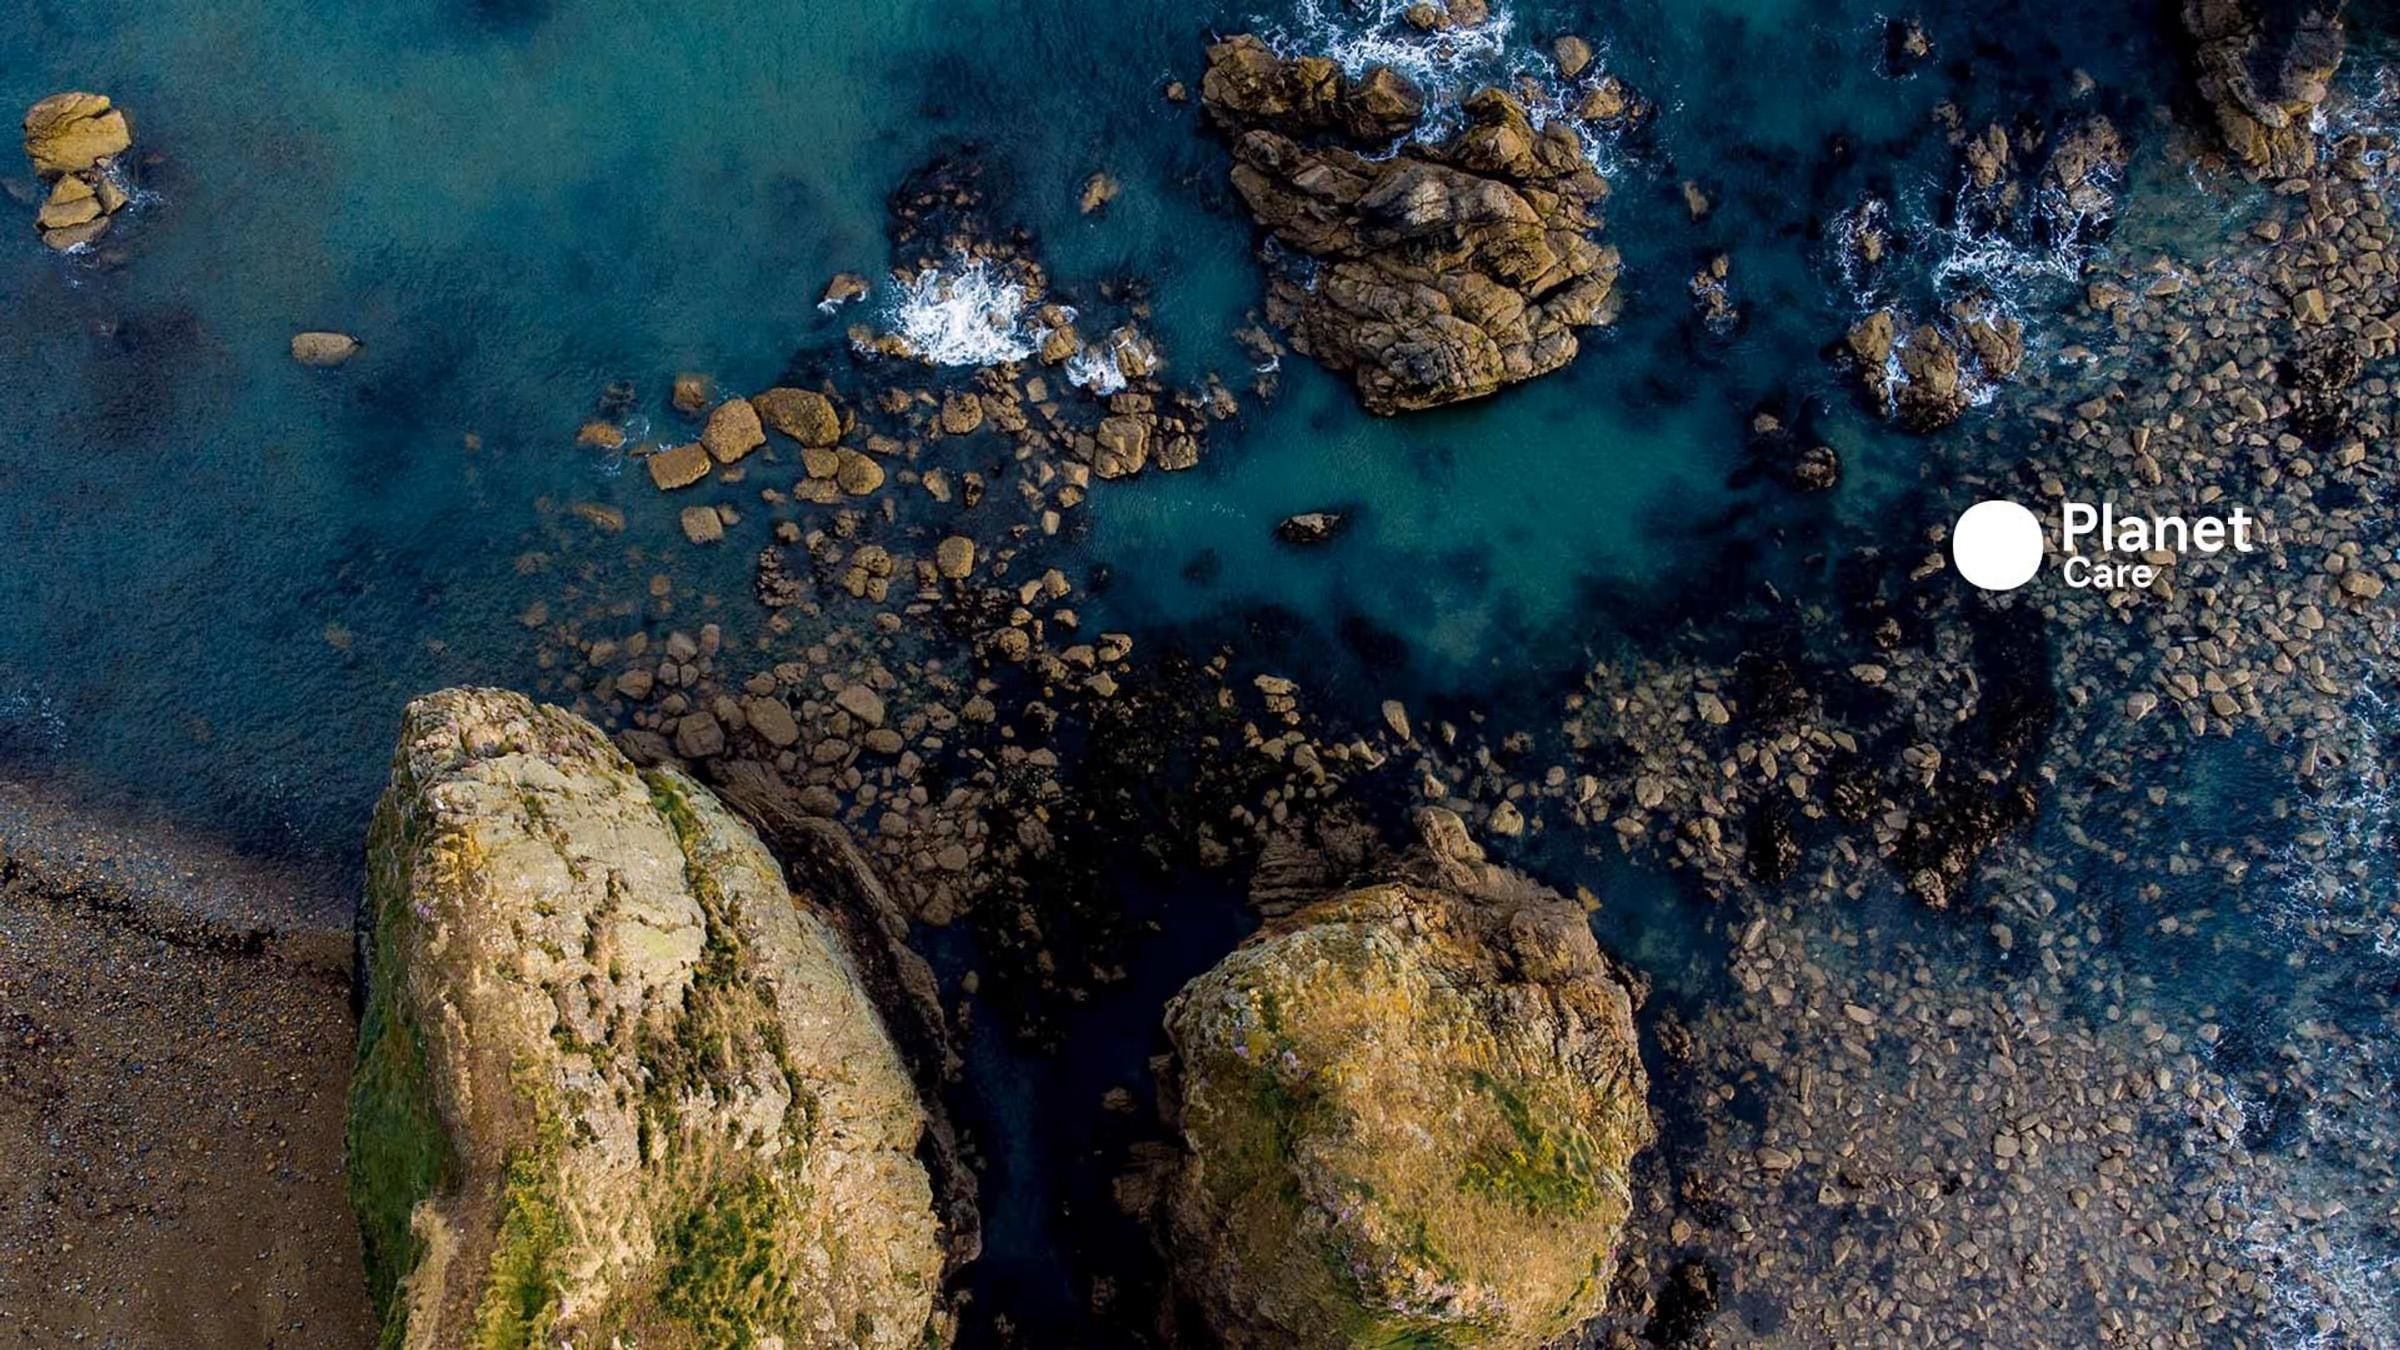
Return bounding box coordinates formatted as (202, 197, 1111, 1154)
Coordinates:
(1157, 809, 1652, 1348)
(348, 688, 947, 1350)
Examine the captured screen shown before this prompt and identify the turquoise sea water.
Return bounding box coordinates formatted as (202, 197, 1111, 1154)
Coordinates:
(0, 0, 2177, 859)
(10, 0, 2400, 1344)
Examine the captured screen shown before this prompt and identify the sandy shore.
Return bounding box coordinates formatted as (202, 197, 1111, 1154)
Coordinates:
(0, 775, 372, 1348)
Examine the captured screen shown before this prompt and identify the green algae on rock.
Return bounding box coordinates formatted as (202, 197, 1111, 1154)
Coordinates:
(1153, 809, 1652, 1348)
(347, 688, 948, 1350)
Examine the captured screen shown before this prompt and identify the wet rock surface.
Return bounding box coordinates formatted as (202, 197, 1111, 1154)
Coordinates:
(348, 688, 951, 1349)
(1202, 34, 1620, 415)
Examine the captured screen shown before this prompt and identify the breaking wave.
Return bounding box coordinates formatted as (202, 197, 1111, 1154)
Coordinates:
(880, 258, 1041, 367)
(1262, 0, 1518, 94)
(1250, 0, 1633, 175)
(1064, 327, 1152, 396)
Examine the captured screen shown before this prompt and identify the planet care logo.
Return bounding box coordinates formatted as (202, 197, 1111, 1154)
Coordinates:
(1951, 499, 2260, 593)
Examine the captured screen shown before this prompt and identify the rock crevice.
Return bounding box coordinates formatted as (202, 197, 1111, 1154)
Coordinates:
(347, 688, 950, 1349)
(1203, 34, 1620, 415)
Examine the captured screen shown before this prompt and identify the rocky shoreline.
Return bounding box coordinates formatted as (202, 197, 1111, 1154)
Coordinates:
(11, 0, 2400, 1345)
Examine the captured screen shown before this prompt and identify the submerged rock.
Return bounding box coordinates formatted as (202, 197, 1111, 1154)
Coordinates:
(1152, 809, 1652, 1348)
(2182, 0, 2347, 180)
(347, 689, 949, 1350)
(291, 331, 362, 367)
(1273, 510, 1349, 546)
(1202, 35, 1620, 415)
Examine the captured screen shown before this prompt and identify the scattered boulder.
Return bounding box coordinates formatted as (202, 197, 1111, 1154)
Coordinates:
(1883, 17, 1935, 76)
(820, 273, 871, 308)
(22, 91, 129, 176)
(938, 391, 983, 436)
(646, 441, 713, 491)
(1078, 172, 1120, 215)
(934, 536, 976, 580)
(1273, 510, 1349, 546)
(700, 396, 765, 463)
(753, 387, 845, 447)
(835, 449, 886, 496)
(679, 505, 725, 544)
(290, 331, 362, 367)
(1093, 415, 1150, 478)
(347, 690, 949, 1350)
(1203, 36, 1620, 415)
(1150, 810, 1652, 1348)
(1553, 35, 1595, 79)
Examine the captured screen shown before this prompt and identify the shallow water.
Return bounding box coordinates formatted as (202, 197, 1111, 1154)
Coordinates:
(0, 0, 2179, 852)
(8, 0, 2400, 1344)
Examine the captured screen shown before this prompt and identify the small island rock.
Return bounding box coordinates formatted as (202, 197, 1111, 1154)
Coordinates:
(1153, 809, 1652, 1348)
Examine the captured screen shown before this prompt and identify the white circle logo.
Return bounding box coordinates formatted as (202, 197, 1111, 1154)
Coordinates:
(1952, 500, 2044, 591)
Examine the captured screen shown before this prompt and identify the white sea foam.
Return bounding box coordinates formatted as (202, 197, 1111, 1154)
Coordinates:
(1264, 0, 1518, 93)
(2216, 1084, 2400, 1350)
(2270, 681, 2400, 941)
(2320, 63, 2400, 185)
(0, 686, 68, 750)
(880, 258, 1040, 367)
(1251, 0, 1630, 175)
(1925, 165, 2118, 299)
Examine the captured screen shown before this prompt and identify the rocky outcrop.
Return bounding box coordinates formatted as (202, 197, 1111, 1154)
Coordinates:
(1845, 302, 2023, 434)
(1203, 35, 1620, 415)
(2182, 0, 2346, 180)
(1150, 809, 1652, 1348)
(347, 688, 949, 1350)
(21, 92, 132, 251)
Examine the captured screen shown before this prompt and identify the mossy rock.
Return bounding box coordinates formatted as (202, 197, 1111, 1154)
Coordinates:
(347, 688, 947, 1349)
(1159, 813, 1652, 1348)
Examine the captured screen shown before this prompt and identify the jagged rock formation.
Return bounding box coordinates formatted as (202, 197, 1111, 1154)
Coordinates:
(1845, 303, 2025, 434)
(21, 92, 133, 251)
(347, 688, 950, 1350)
(1202, 34, 1620, 415)
(2182, 0, 2347, 180)
(1149, 809, 1652, 1348)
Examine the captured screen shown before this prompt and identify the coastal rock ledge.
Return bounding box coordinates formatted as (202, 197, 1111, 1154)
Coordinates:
(1151, 809, 1653, 1348)
(1203, 34, 1621, 415)
(347, 688, 948, 1349)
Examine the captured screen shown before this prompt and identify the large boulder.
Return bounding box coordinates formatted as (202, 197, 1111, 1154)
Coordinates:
(1154, 810, 1652, 1348)
(22, 91, 129, 176)
(1203, 36, 1619, 415)
(2182, 0, 2347, 180)
(347, 688, 949, 1350)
